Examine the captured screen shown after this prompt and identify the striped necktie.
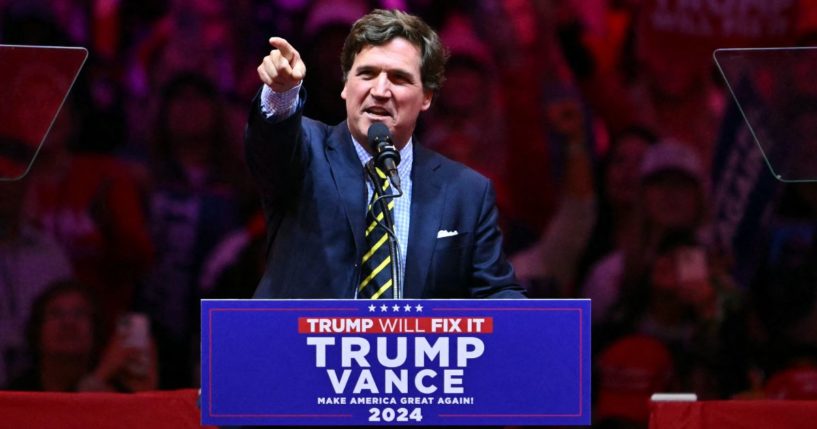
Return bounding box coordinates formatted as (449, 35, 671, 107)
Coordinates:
(358, 162, 395, 299)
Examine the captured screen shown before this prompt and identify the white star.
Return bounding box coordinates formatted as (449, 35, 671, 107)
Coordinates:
(415, 304, 423, 312)
(368, 304, 376, 312)
(380, 304, 388, 312)
(404, 304, 412, 312)
(392, 304, 401, 312)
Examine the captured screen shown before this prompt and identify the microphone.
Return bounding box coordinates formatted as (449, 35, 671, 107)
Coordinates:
(366, 123, 401, 191)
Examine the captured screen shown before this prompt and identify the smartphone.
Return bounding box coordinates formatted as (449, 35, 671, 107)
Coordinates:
(118, 313, 150, 376)
(119, 312, 150, 348)
(676, 246, 708, 283)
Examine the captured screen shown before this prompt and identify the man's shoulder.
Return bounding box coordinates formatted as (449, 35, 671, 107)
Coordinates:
(300, 116, 347, 145)
(300, 115, 334, 130)
(415, 144, 491, 188)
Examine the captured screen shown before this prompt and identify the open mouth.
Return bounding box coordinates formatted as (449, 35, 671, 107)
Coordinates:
(363, 106, 392, 119)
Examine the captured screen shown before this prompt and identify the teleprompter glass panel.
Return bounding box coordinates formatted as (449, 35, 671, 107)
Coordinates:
(0, 45, 87, 180)
(715, 47, 817, 183)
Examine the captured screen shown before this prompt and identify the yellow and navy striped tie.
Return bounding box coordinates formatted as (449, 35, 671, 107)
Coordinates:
(358, 164, 395, 299)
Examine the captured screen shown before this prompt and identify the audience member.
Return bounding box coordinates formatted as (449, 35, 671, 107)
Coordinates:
(510, 94, 595, 297)
(750, 194, 817, 384)
(132, 0, 240, 94)
(582, 140, 709, 323)
(0, 179, 73, 388)
(599, 230, 743, 398)
(575, 125, 657, 287)
(476, 0, 576, 242)
(137, 72, 245, 388)
(594, 334, 675, 428)
(6, 280, 157, 392)
(421, 13, 507, 190)
(24, 94, 153, 333)
(765, 363, 817, 400)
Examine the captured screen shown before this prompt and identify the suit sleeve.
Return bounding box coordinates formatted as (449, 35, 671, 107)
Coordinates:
(469, 180, 527, 299)
(244, 86, 310, 207)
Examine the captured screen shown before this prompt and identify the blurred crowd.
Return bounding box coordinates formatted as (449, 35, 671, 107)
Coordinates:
(2, 0, 817, 426)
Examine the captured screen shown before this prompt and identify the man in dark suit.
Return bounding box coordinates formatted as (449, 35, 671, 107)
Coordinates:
(247, 9, 524, 299)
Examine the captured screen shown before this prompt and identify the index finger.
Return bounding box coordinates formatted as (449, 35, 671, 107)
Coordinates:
(269, 37, 299, 62)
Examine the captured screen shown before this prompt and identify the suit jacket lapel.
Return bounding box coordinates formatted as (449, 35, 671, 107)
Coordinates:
(324, 122, 366, 258)
(404, 144, 444, 298)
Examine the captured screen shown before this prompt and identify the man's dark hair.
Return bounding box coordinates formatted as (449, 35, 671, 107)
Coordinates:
(340, 9, 448, 94)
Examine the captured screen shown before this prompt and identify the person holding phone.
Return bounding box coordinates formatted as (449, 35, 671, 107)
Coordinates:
(582, 140, 710, 323)
(597, 231, 743, 400)
(5, 280, 157, 392)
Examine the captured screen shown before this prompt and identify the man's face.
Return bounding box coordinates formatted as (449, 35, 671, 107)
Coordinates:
(40, 291, 94, 358)
(642, 171, 701, 230)
(342, 37, 432, 149)
(605, 136, 649, 208)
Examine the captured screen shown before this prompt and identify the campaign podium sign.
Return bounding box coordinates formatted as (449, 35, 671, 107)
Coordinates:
(201, 299, 590, 426)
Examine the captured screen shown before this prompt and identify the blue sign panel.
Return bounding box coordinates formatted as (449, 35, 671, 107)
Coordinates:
(201, 299, 591, 426)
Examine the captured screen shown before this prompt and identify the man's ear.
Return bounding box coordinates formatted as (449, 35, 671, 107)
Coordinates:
(421, 89, 432, 111)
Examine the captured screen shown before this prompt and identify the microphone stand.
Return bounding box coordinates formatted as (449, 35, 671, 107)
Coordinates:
(366, 163, 403, 299)
(379, 192, 401, 300)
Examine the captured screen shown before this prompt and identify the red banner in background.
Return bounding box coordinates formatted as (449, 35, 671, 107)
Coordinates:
(638, 0, 800, 70)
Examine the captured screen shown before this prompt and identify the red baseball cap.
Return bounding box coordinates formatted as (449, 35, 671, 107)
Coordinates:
(596, 335, 675, 422)
(765, 365, 817, 400)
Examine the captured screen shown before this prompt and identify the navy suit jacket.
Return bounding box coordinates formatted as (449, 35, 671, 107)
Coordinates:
(246, 90, 524, 299)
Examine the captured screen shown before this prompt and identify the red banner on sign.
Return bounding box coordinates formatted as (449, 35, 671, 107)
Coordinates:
(297, 317, 494, 334)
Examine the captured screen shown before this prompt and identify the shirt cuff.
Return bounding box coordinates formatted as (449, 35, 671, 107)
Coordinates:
(260, 83, 301, 120)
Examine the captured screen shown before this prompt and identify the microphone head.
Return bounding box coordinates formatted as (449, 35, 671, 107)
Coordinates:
(367, 122, 391, 149)
(366, 122, 400, 167)
(366, 123, 401, 190)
